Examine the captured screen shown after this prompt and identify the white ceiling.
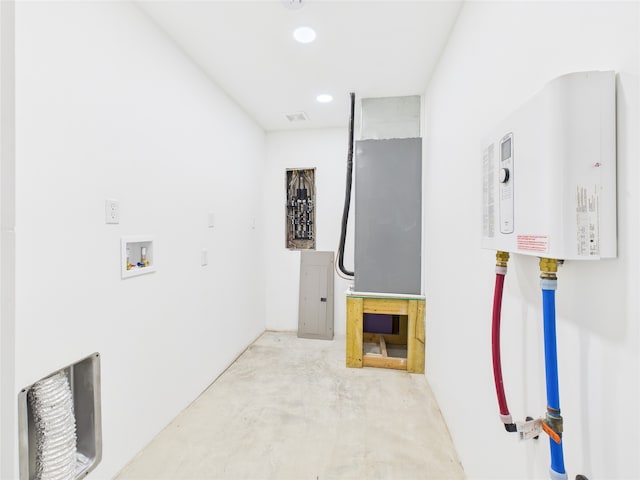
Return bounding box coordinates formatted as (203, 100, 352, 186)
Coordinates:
(137, 0, 463, 132)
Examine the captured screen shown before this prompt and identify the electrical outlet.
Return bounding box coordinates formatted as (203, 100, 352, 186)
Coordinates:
(105, 199, 119, 224)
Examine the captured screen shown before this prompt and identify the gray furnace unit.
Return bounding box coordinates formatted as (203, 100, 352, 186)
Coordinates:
(354, 137, 422, 295)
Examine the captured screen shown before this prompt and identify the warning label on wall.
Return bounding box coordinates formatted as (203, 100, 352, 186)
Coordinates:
(517, 235, 549, 253)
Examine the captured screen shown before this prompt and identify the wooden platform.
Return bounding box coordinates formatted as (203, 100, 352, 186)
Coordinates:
(346, 293, 425, 373)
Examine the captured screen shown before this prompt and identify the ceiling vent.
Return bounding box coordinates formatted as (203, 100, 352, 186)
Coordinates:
(282, 0, 304, 10)
(285, 112, 309, 122)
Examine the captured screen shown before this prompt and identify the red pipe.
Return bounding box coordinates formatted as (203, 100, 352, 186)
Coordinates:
(492, 270, 516, 432)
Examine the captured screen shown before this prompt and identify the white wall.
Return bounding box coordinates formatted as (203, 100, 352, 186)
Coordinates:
(8, 1, 266, 478)
(0, 1, 16, 478)
(4, 2, 637, 479)
(424, 2, 639, 479)
(264, 129, 353, 336)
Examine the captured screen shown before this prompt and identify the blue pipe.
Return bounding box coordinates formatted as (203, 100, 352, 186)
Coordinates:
(541, 280, 567, 479)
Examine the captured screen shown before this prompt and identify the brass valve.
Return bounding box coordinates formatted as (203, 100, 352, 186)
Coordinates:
(541, 408, 563, 444)
(545, 411, 563, 434)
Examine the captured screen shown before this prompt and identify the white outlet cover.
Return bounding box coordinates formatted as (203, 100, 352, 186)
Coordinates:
(105, 199, 119, 224)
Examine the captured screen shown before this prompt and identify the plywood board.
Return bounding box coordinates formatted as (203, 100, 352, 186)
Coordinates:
(363, 298, 408, 315)
(407, 300, 425, 373)
(363, 355, 407, 370)
(346, 297, 363, 367)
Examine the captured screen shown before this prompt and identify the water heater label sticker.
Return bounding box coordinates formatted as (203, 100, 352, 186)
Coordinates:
(517, 235, 549, 253)
(576, 185, 600, 257)
(482, 144, 495, 238)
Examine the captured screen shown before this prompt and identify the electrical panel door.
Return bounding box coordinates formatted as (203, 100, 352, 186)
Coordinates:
(298, 251, 334, 340)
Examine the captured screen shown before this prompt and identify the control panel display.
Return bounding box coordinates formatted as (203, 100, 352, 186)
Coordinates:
(499, 133, 514, 234)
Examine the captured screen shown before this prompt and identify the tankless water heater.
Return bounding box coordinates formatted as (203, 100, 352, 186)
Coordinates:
(481, 71, 617, 260)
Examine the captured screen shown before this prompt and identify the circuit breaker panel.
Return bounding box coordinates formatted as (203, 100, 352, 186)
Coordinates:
(286, 168, 316, 250)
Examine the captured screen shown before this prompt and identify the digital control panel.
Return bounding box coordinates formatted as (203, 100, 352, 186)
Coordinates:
(499, 133, 514, 234)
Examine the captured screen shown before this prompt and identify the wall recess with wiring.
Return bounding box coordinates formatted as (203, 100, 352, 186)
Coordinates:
(286, 168, 316, 250)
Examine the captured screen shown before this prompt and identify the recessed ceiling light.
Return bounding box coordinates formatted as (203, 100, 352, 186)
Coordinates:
(293, 27, 316, 44)
(316, 94, 333, 103)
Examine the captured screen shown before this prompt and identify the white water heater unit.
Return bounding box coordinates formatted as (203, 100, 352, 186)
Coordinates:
(481, 71, 617, 260)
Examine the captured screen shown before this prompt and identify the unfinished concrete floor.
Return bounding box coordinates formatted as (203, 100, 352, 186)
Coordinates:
(115, 332, 464, 480)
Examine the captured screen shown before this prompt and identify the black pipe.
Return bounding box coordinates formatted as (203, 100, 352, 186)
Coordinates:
(338, 92, 355, 277)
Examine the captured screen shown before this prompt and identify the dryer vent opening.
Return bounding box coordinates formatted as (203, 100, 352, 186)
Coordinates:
(18, 353, 102, 480)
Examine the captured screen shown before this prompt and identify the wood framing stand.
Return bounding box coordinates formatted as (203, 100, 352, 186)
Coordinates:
(346, 293, 425, 374)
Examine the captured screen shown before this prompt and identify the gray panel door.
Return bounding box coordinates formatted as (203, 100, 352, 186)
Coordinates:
(354, 138, 422, 295)
(298, 251, 334, 340)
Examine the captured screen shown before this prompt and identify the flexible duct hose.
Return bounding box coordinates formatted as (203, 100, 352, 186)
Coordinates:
(541, 280, 567, 480)
(29, 371, 77, 480)
(337, 92, 355, 277)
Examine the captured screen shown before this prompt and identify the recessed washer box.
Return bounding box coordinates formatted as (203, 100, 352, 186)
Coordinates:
(481, 71, 617, 260)
(121, 236, 155, 278)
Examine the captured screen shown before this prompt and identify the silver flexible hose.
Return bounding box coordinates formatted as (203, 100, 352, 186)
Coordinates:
(29, 372, 77, 480)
